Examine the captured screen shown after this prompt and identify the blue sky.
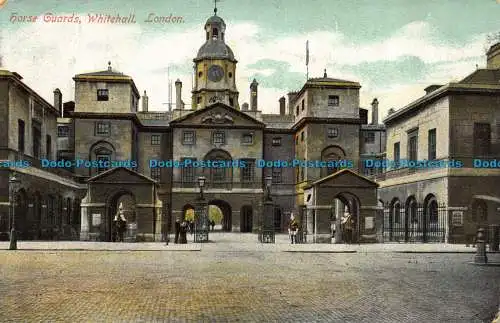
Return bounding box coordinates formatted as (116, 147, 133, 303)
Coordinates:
(0, 0, 499, 118)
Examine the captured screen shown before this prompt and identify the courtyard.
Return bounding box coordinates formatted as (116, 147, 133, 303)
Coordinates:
(0, 233, 499, 322)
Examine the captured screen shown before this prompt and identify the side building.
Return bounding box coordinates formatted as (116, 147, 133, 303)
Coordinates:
(376, 42, 500, 244)
(0, 70, 84, 241)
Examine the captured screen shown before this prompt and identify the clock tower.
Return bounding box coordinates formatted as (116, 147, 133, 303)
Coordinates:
(192, 7, 239, 110)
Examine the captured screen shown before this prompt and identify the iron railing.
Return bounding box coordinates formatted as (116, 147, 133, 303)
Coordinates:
(382, 202, 447, 243)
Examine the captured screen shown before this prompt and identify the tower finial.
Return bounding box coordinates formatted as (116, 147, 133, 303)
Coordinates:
(214, 0, 218, 15)
(323, 69, 327, 78)
(108, 61, 111, 71)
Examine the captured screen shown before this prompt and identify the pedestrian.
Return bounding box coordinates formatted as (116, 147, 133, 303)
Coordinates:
(289, 213, 299, 244)
(342, 212, 353, 244)
(180, 220, 188, 244)
(174, 218, 181, 244)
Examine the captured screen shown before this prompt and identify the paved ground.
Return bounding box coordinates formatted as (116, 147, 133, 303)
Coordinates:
(1, 233, 499, 322)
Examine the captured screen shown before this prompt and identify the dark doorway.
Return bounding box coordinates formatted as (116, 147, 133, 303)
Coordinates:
(240, 205, 253, 232)
(274, 207, 282, 232)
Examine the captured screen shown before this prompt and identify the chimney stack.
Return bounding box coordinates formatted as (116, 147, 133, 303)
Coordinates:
(486, 42, 500, 69)
(142, 90, 149, 112)
(279, 97, 286, 115)
(242, 102, 249, 111)
(53, 88, 62, 117)
(371, 98, 379, 125)
(175, 79, 182, 109)
(250, 79, 258, 111)
(287, 92, 298, 115)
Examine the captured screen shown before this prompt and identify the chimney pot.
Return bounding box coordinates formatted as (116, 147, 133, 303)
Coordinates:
(279, 97, 286, 115)
(142, 90, 149, 112)
(371, 98, 379, 125)
(53, 88, 62, 117)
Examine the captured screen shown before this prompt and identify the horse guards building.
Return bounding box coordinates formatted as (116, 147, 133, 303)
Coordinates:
(1, 10, 499, 245)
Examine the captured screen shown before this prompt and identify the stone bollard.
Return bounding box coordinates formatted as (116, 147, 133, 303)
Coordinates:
(474, 227, 488, 264)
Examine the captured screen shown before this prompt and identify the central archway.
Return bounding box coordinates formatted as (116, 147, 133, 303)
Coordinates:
(208, 199, 232, 232)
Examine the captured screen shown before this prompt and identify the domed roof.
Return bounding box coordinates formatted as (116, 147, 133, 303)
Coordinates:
(195, 40, 236, 62)
(205, 14, 225, 26)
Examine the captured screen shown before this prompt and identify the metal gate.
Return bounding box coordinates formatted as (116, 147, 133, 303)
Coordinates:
(382, 202, 446, 243)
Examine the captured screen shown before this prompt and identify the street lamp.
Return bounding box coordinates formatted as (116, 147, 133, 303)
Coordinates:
(198, 176, 206, 200)
(195, 176, 208, 242)
(9, 173, 21, 250)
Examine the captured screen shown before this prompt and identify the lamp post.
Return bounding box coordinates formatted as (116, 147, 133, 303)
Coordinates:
(194, 176, 208, 243)
(260, 176, 275, 243)
(9, 173, 21, 250)
(198, 176, 206, 200)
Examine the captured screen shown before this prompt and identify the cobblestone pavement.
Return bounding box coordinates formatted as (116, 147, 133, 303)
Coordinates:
(0, 234, 499, 322)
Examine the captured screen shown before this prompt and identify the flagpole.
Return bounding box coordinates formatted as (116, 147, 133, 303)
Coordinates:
(306, 40, 309, 81)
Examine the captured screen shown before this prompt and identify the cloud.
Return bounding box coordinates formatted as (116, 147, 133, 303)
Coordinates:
(1, 16, 490, 116)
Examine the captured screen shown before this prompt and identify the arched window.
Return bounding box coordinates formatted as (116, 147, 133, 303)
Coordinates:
(204, 149, 232, 188)
(212, 28, 219, 39)
(392, 201, 401, 224)
(472, 200, 487, 222)
(321, 146, 346, 177)
(405, 196, 418, 224)
(90, 141, 115, 175)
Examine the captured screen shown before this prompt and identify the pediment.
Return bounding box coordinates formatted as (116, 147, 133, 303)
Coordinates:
(170, 103, 265, 127)
(314, 169, 378, 188)
(87, 167, 155, 184)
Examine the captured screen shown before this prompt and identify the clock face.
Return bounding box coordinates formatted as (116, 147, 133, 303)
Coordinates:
(208, 65, 224, 82)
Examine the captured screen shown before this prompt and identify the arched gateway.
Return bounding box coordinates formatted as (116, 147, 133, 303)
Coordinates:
(303, 169, 379, 243)
(80, 167, 161, 242)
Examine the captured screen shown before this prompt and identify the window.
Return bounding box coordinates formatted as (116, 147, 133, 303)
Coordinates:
(181, 158, 195, 183)
(408, 131, 418, 162)
(296, 106, 299, 115)
(328, 95, 339, 107)
(182, 131, 195, 145)
(197, 97, 202, 104)
(213, 131, 225, 144)
(18, 120, 25, 153)
(97, 89, 109, 101)
(32, 121, 41, 159)
(96, 155, 110, 173)
(229, 98, 234, 106)
(150, 168, 161, 181)
(364, 132, 375, 143)
(393, 142, 400, 166)
(301, 131, 304, 141)
(327, 128, 339, 138)
(228, 72, 232, 78)
(241, 133, 253, 144)
(58, 126, 69, 137)
(151, 134, 161, 145)
(301, 99, 304, 111)
(198, 71, 202, 78)
(295, 136, 298, 145)
(241, 159, 255, 182)
(272, 137, 281, 146)
(213, 28, 219, 39)
(272, 167, 282, 184)
(95, 122, 110, 136)
(473, 123, 491, 156)
(428, 129, 436, 160)
(46, 135, 52, 159)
